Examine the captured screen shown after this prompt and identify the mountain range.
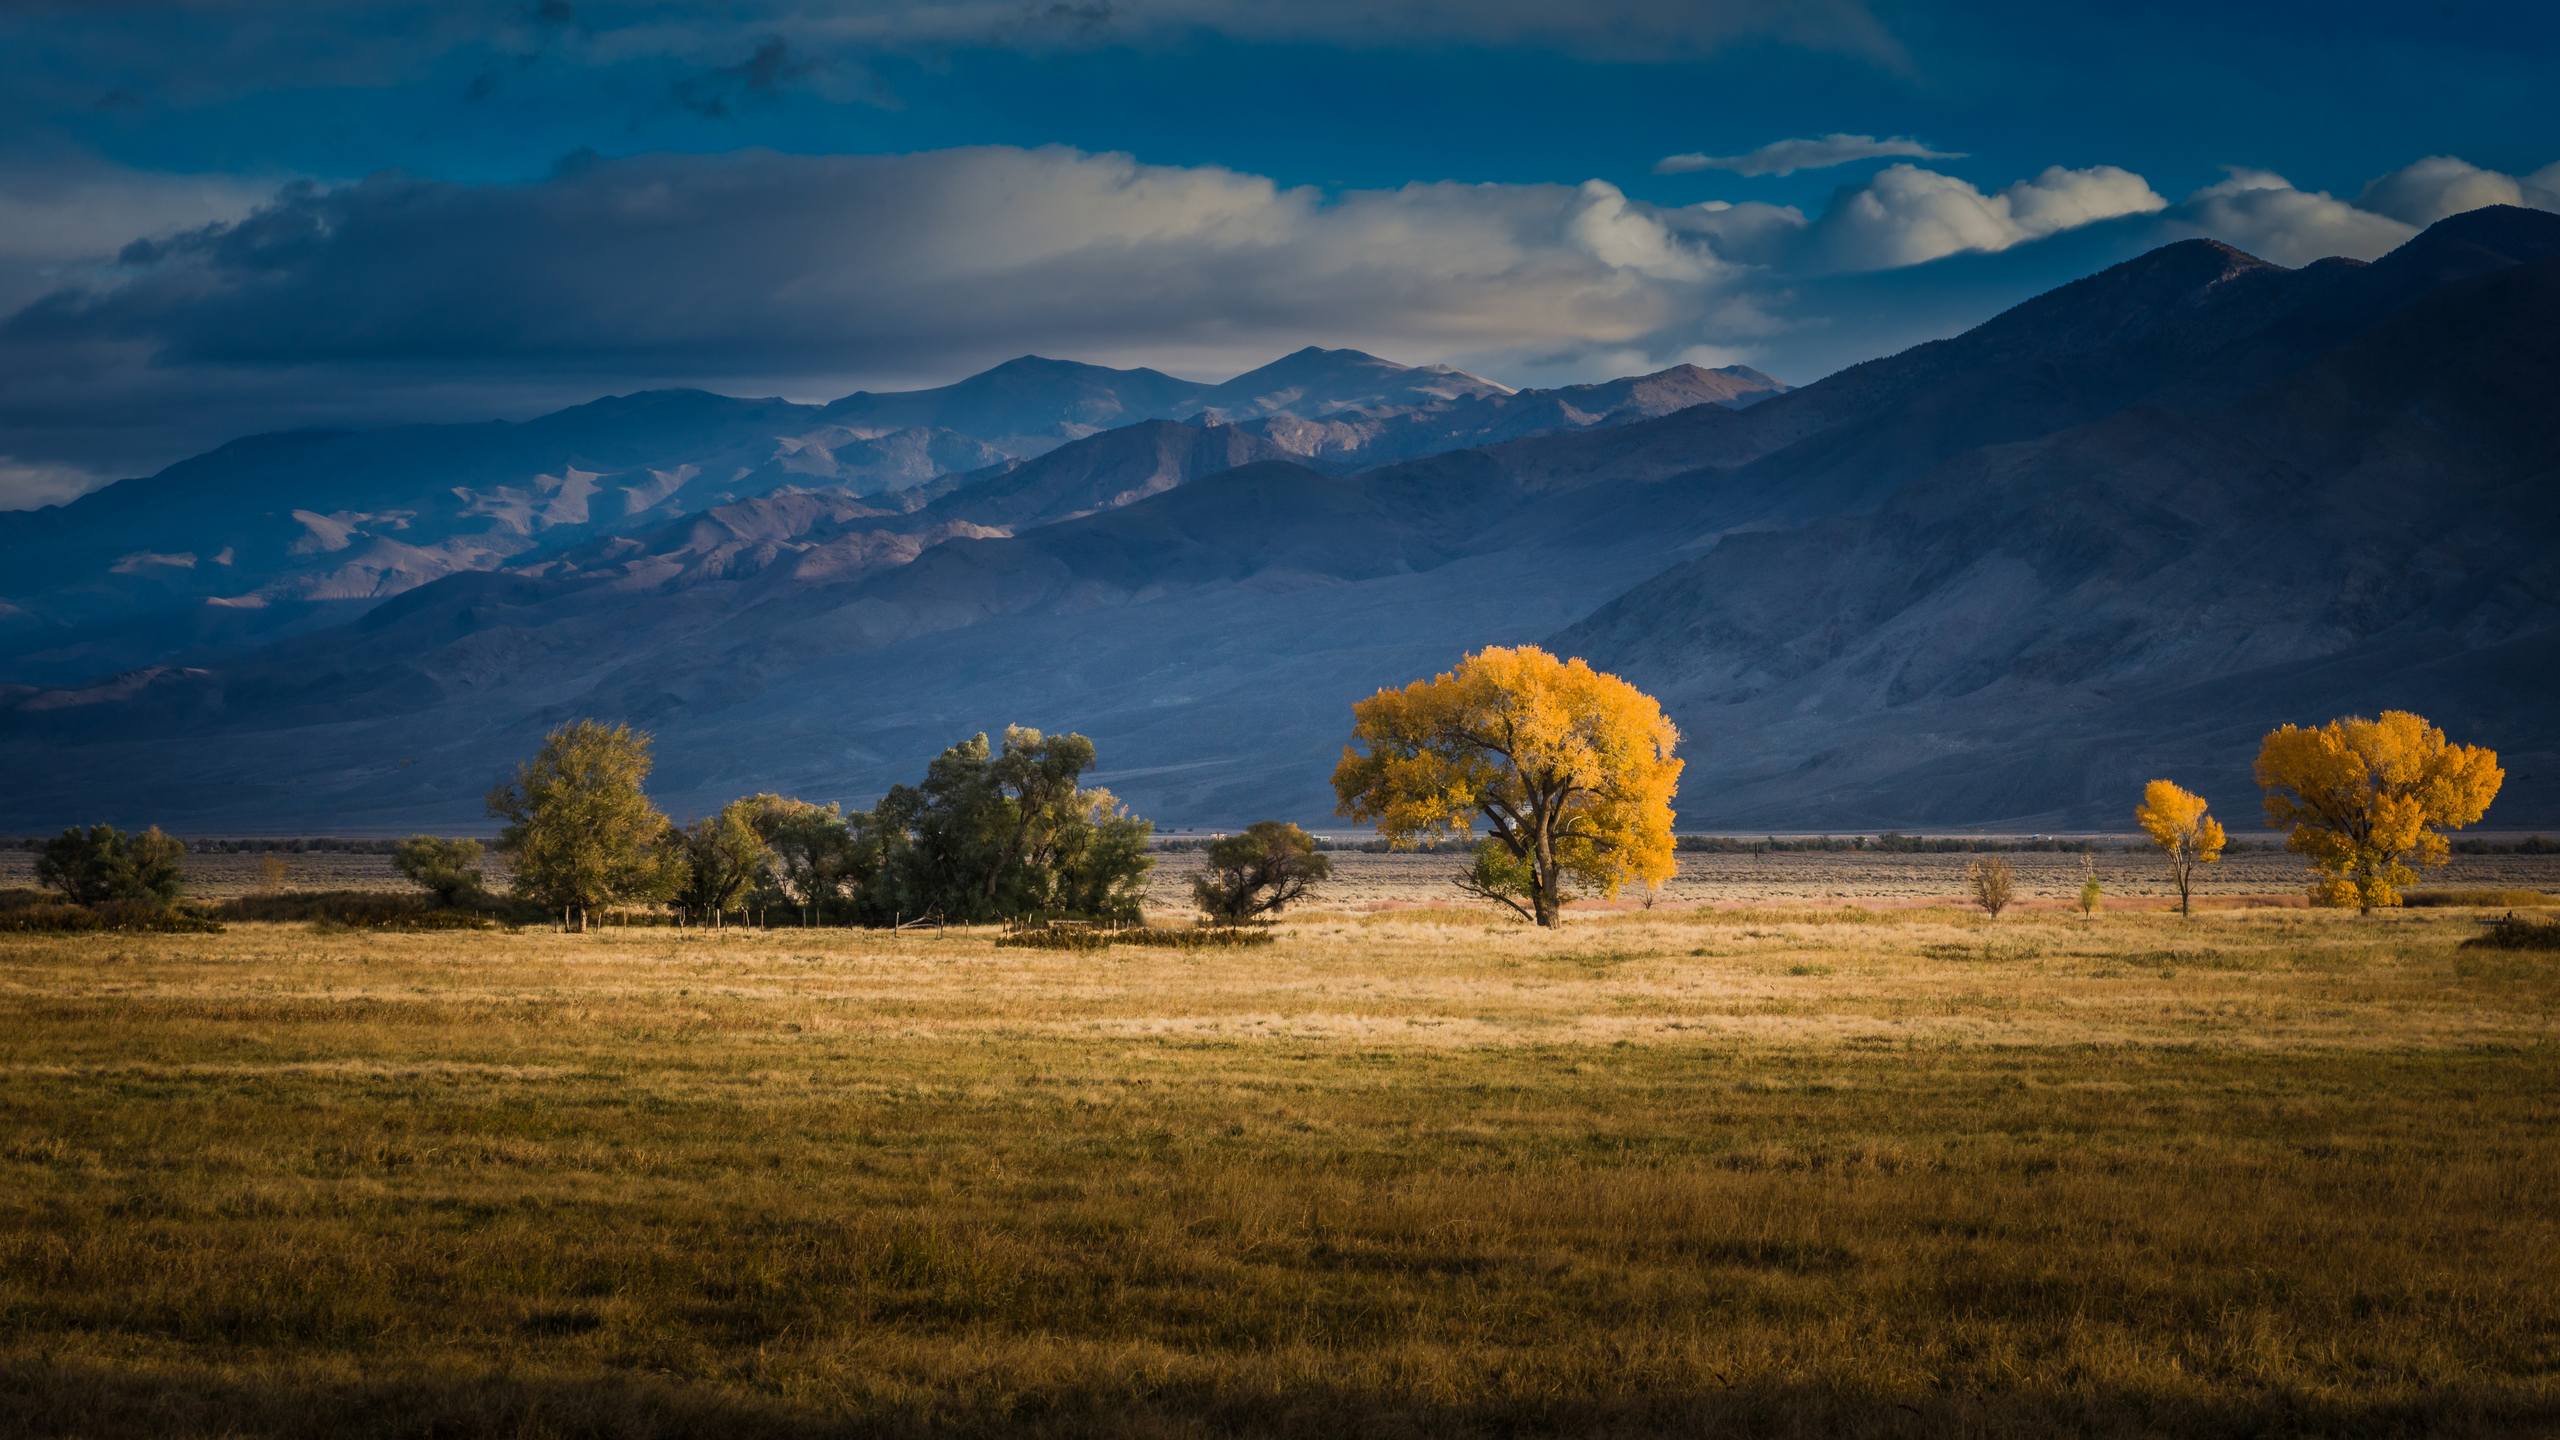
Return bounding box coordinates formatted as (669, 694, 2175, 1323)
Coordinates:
(1, 206, 2552, 834)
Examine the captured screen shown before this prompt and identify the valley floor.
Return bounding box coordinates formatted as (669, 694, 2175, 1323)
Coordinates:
(2, 904, 2556, 1437)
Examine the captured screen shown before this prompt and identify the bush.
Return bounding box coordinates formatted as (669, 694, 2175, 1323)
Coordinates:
(995, 927, 1114, 952)
(34, 824, 185, 905)
(1192, 821, 1331, 922)
(208, 891, 504, 930)
(0, 899, 221, 934)
(1967, 858, 2015, 920)
(2461, 919, 2560, 951)
(1113, 926, 1277, 949)
(993, 924, 1277, 951)
(392, 836, 486, 905)
(2403, 889, 2558, 908)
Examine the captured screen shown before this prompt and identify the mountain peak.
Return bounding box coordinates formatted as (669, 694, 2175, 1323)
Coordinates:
(2375, 203, 2560, 282)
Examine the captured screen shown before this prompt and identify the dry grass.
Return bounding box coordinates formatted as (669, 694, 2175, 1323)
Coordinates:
(3, 903, 2558, 1438)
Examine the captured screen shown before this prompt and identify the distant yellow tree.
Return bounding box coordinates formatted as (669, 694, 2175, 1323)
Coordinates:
(2134, 779, 2225, 916)
(1332, 645, 1681, 927)
(2253, 711, 2503, 914)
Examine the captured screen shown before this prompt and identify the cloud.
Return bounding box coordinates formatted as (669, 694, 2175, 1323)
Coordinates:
(669, 0, 1911, 65)
(2357, 156, 2520, 226)
(2165, 167, 2417, 267)
(668, 36, 830, 117)
(0, 0, 1909, 105)
(0, 150, 276, 310)
(1805, 163, 2166, 271)
(1655, 134, 1961, 177)
(5, 142, 2553, 505)
(0, 455, 107, 509)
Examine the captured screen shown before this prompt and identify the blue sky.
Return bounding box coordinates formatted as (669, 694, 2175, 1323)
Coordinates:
(1, 0, 2554, 500)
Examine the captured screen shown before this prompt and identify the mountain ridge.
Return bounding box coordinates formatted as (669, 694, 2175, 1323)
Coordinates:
(2, 208, 2552, 831)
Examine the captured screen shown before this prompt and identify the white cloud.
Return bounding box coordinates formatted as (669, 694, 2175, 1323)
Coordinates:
(0, 455, 108, 510)
(2168, 167, 2415, 266)
(2531, 164, 2560, 211)
(2356, 156, 2523, 226)
(1806, 163, 2166, 271)
(1656, 133, 1961, 177)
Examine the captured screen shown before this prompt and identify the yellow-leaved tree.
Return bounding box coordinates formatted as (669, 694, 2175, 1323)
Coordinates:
(2253, 711, 2503, 914)
(2134, 779, 2225, 916)
(1331, 645, 1681, 927)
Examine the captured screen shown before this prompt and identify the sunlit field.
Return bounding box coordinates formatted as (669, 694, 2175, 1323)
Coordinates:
(5, 885, 2557, 1438)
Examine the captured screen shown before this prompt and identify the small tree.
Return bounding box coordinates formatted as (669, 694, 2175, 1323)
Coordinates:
(1193, 821, 1333, 922)
(2254, 711, 2503, 913)
(2134, 779, 2224, 916)
(1967, 857, 2014, 920)
(487, 720, 684, 930)
(393, 836, 485, 907)
(1333, 645, 1680, 927)
(258, 854, 293, 891)
(2076, 854, 2103, 916)
(35, 824, 185, 907)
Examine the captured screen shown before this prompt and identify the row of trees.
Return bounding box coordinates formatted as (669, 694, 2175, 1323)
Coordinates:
(1325, 647, 2506, 925)
(478, 721, 1269, 930)
(17, 649, 2507, 930)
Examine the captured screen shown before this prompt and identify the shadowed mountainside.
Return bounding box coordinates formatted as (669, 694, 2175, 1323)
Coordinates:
(2, 209, 2554, 831)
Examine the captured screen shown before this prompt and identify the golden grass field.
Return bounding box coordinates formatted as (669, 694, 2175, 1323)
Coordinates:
(4, 869, 2558, 1437)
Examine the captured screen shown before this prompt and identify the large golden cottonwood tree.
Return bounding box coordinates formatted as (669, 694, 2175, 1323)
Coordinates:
(2253, 711, 2503, 914)
(2134, 779, 2225, 916)
(1332, 645, 1681, 927)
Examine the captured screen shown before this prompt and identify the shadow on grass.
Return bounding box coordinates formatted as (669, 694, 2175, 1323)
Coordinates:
(5, 1358, 2554, 1439)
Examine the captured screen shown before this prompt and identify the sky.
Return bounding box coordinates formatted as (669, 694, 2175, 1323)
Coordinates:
(1, 0, 2555, 505)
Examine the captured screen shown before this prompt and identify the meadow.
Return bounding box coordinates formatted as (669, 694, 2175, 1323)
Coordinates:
(3, 872, 2557, 1436)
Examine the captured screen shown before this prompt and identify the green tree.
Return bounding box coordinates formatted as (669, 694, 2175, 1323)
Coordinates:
(392, 836, 485, 906)
(672, 803, 774, 925)
(1192, 821, 1333, 922)
(733, 794, 861, 925)
(858, 727, 1153, 924)
(486, 720, 683, 930)
(35, 824, 185, 907)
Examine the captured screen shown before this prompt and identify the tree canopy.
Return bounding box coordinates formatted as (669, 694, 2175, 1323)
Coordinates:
(487, 720, 684, 927)
(392, 836, 485, 907)
(861, 727, 1152, 924)
(1192, 820, 1332, 922)
(35, 824, 185, 907)
(2253, 711, 2502, 913)
(1332, 645, 1680, 927)
(2133, 779, 2225, 916)
(671, 804, 772, 920)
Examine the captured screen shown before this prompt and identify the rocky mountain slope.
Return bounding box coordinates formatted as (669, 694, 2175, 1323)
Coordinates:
(2, 209, 2552, 833)
(0, 350, 1759, 687)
